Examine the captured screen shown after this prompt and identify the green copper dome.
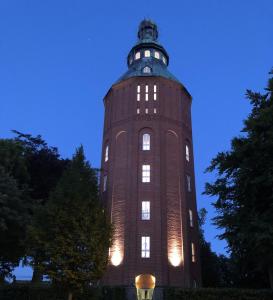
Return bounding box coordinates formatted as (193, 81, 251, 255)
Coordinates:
(116, 19, 180, 84)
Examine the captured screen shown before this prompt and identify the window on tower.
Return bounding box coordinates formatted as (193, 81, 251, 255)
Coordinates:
(189, 209, 193, 227)
(154, 51, 160, 59)
(105, 145, 109, 162)
(141, 236, 150, 258)
(153, 108, 157, 114)
(153, 85, 157, 100)
(186, 145, 190, 162)
(186, 175, 191, 192)
(142, 133, 150, 150)
(145, 85, 149, 101)
(142, 165, 150, 182)
(162, 56, 167, 64)
(191, 242, 196, 262)
(144, 50, 151, 57)
(143, 66, 151, 73)
(103, 175, 107, 192)
(141, 201, 150, 220)
(137, 108, 140, 114)
(135, 52, 141, 60)
(137, 85, 140, 101)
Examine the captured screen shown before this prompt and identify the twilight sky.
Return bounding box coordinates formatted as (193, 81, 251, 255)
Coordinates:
(0, 0, 273, 280)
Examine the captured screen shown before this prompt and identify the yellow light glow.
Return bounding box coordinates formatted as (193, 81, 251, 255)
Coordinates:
(169, 247, 182, 267)
(110, 247, 123, 266)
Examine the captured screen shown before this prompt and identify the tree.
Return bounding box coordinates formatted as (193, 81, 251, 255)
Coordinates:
(204, 70, 273, 288)
(0, 166, 29, 282)
(198, 208, 226, 287)
(11, 131, 69, 282)
(27, 146, 112, 300)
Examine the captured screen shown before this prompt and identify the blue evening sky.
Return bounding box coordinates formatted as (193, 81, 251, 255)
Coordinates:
(0, 0, 272, 280)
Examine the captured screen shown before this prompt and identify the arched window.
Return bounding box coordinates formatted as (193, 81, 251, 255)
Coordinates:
(186, 145, 190, 162)
(154, 51, 160, 59)
(135, 52, 140, 60)
(144, 50, 151, 57)
(142, 133, 150, 150)
(105, 145, 109, 162)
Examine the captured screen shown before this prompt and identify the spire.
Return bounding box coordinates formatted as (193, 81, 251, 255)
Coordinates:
(138, 19, 158, 42)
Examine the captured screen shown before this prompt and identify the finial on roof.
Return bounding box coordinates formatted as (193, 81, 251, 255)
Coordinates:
(138, 19, 158, 41)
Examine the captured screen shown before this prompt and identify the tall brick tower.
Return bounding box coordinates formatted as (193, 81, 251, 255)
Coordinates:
(100, 20, 201, 288)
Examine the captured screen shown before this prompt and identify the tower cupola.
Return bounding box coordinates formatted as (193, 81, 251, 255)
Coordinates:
(117, 19, 179, 83)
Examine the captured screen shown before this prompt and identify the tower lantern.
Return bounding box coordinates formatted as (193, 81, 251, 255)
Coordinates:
(100, 19, 201, 290)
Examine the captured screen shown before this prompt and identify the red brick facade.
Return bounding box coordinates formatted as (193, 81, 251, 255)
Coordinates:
(100, 76, 201, 287)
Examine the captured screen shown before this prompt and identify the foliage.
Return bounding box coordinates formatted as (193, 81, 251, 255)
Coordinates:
(0, 284, 126, 300)
(0, 165, 29, 282)
(204, 70, 273, 288)
(27, 146, 112, 299)
(165, 287, 273, 300)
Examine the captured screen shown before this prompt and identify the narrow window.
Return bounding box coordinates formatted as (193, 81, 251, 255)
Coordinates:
(191, 242, 196, 262)
(144, 50, 150, 57)
(103, 175, 107, 192)
(145, 85, 149, 93)
(142, 165, 150, 182)
(154, 51, 160, 59)
(145, 94, 149, 101)
(162, 56, 167, 64)
(137, 85, 140, 101)
(141, 201, 150, 220)
(153, 85, 157, 101)
(137, 108, 140, 114)
(142, 133, 150, 150)
(145, 108, 148, 114)
(135, 52, 140, 60)
(186, 175, 191, 192)
(189, 209, 193, 227)
(186, 145, 190, 162)
(153, 108, 157, 114)
(105, 145, 109, 162)
(141, 236, 150, 258)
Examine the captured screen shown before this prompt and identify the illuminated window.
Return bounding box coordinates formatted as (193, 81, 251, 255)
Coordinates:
(143, 66, 151, 73)
(145, 94, 148, 101)
(103, 175, 107, 192)
(186, 145, 190, 162)
(153, 85, 157, 92)
(137, 85, 140, 101)
(186, 175, 191, 192)
(105, 145, 109, 162)
(153, 108, 157, 114)
(144, 50, 151, 57)
(142, 165, 150, 182)
(141, 201, 150, 220)
(141, 236, 150, 258)
(142, 133, 150, 150)
(153, 85, 157, 100)
(154, 51, 160, 59)
(145, 85, 149, 93)
(137, 108, 140, 114)
(145, 108, 148, 114)
(191, 242, 196, 262)
(135, 52, 140, 60)
(189, 209, 193, 227)
(162, 56, 167, 64)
